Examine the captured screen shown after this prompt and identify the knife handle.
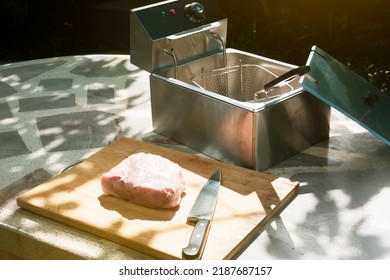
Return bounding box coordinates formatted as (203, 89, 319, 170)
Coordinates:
(182, 218, 211, 260)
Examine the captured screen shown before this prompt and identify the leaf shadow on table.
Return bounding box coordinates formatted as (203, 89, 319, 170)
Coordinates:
(250, 132, 390, 259)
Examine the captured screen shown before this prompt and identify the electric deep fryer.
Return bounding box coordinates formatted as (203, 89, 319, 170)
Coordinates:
(130, 0, 388, 171)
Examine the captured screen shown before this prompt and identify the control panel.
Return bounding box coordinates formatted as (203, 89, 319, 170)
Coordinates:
(132, 0, 226, 40)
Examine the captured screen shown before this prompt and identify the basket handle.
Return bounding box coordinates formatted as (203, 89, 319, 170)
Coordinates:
(264, 65, 311, 91)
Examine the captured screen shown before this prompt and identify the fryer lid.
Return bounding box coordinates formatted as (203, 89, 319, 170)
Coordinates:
(302, 46, 390, 145)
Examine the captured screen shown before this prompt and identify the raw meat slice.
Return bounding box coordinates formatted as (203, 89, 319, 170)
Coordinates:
(101, 152, 186, 208)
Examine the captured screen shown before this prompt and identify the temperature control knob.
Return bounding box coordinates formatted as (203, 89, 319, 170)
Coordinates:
(184, 2, 206, 23)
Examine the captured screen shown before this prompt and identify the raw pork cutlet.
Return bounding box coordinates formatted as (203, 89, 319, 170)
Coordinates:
(101, 152, 186, 208)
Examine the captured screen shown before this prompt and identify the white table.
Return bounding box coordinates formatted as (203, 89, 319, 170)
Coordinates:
(1, 55, 389, 259)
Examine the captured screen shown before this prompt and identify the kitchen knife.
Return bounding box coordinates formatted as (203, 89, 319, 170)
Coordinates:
(182, 170, 222, 260)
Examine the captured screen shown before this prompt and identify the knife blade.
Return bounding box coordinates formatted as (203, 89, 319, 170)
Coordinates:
(182, 170, 221, 260)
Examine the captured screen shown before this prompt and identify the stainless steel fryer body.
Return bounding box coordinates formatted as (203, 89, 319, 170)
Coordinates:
(150, 48, 330, 171)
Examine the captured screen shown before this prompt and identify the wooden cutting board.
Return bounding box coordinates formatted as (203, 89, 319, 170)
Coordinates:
(17, 138, 299, 260)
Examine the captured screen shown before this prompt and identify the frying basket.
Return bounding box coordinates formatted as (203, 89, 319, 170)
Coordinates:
(192, 60, 294, 102)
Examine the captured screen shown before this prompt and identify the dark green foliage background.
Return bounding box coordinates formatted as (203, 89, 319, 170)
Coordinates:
(1, 0, 388, 92)
(221, 0, 389, 93)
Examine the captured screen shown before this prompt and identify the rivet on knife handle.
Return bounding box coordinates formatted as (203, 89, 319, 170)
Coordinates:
(182, 218, 211, 260)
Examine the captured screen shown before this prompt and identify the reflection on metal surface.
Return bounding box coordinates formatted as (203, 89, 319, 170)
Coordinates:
(150, 49, 330, 171)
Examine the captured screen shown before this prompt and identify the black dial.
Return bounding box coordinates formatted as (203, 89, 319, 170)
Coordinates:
(184, 2, 206, 23)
